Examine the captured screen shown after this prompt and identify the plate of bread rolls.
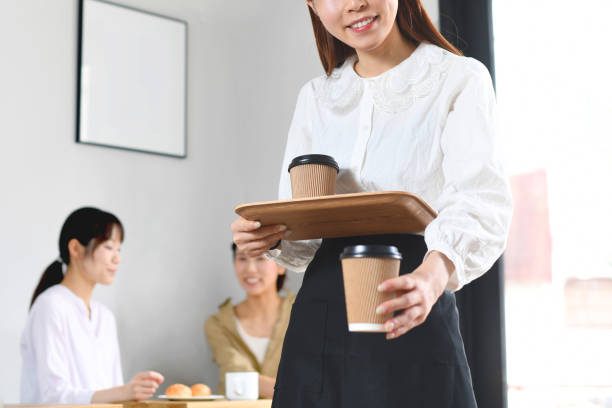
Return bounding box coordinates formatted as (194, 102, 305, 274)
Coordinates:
(159, 383, 224, 401)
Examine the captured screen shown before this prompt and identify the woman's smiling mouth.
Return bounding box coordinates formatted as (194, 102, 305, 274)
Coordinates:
(348, 16, 378, 32)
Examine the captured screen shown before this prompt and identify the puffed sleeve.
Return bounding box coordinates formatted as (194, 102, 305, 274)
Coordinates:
(205, 314, 257, 395)
(28, 304, 95, 404)
(266, 81, 322, 272)
(424, 59, 513, 291)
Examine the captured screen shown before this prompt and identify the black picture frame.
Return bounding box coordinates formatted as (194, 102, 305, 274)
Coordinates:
(76, 0, 188, 158)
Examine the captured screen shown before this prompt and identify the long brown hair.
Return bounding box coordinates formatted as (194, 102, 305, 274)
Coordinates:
(308, 0, 461, 75)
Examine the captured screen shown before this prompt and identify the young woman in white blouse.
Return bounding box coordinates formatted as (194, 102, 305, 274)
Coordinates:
(21, 207, 164, 404)
(232, 0, 512, 406)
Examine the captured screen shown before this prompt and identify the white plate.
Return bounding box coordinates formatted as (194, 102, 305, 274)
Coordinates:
(158, 395, 225, 401)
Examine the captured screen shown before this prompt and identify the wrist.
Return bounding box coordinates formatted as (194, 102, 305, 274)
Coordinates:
(423, 251, 453, 292)
(425, 251, 454, 276)
(120, 384, 130, 402)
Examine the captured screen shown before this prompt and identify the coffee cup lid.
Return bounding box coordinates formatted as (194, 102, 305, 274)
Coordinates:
(288, 154, 339, 172)
(339, 245, 402, 260)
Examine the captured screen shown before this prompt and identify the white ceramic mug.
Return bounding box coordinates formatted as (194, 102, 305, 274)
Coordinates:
(225, 371, 259, 400)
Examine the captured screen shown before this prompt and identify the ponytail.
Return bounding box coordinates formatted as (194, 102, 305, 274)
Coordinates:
(30, 260, 64, 308)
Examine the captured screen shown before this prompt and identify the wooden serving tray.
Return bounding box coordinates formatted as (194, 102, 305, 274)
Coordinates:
(235, 191, 437, 241)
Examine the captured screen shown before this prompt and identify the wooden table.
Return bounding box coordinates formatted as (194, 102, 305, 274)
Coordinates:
(5, 401, 271, 408)
(5, 405, 122, 408)
(123, 400, 271, 408)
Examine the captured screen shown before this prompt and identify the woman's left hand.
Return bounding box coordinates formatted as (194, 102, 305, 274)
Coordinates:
(376, 251, 455, 340)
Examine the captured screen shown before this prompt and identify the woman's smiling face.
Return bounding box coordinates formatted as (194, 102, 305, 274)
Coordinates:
(234, 248, 285, 296)
(307, 0, 399, 52)
(81, 224, 122, 286)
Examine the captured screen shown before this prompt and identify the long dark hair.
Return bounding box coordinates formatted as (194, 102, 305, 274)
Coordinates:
(30, 207, 124, 308)
(231, 243, 286, 292)
(308, 0, 461, 75)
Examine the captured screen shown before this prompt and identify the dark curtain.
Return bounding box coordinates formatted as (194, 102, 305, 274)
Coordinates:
(438, 1, 507, 407)
(439, 0, 496, 84)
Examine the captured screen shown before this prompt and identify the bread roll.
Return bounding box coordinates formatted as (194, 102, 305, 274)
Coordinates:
(165, 383, 192, 397)
(191, 383, 211, 396)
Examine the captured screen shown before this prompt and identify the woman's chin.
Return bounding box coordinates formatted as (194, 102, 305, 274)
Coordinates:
(244, 286, 264, 296)
(99, 275, 116, 285)
(344, 33, 389, 55)
(358, 40, 388, 53)
(243, 284, 276, 297)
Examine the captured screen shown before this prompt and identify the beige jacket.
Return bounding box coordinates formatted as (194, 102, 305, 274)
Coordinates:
(204, 291, 295, 395)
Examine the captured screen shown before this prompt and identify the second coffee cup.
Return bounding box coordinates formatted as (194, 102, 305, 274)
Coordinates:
(288, 154, 339, 199)
(340, 245, 402, 332)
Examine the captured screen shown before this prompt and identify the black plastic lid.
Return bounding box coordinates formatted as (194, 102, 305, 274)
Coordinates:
(339, 245, 402, 260)
(288, 154, 339, 172)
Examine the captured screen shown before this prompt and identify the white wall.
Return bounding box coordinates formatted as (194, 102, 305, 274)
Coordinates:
(424, 0, 439, 27)
(0, 0, 438, 402)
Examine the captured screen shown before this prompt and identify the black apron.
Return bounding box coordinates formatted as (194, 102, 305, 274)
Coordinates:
(272, 234, 477, 408)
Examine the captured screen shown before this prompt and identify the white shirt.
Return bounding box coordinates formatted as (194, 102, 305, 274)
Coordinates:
(269, 42, 513, 291)
(20, 285, 123, 404)
(234, 316, 270, 364)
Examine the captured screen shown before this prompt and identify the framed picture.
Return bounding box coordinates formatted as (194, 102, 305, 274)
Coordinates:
(77, 0, 187, 158)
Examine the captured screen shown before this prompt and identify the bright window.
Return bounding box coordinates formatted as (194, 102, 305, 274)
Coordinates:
(493, 0, 612, 406)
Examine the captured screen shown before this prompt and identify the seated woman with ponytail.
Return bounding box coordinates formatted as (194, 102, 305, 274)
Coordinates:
(20, 207, 164, 404)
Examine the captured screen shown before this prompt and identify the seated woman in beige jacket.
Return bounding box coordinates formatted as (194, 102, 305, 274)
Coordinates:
(205, 243, 295, 398)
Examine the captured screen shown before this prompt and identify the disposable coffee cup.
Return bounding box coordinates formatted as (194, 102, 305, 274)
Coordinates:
(340, 245, 402, 332)
(288, 154, 339, 199)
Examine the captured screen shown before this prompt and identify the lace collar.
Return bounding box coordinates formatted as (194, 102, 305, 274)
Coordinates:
(315, 42, 452, 113)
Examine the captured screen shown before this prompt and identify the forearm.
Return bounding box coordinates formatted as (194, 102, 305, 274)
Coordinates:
(91, 385, 128, 403)
(258, 375, 276, 399)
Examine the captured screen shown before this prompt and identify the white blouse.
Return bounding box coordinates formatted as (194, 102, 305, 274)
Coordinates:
(234, 316, 270, 365)
(269, 42, 513, 291)
(20, 284, 123, 404)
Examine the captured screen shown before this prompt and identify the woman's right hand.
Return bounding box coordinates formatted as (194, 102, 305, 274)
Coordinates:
(232, 217, 289, 257)
(92, 371, 164, 403)
(122, 371, 164, 401)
